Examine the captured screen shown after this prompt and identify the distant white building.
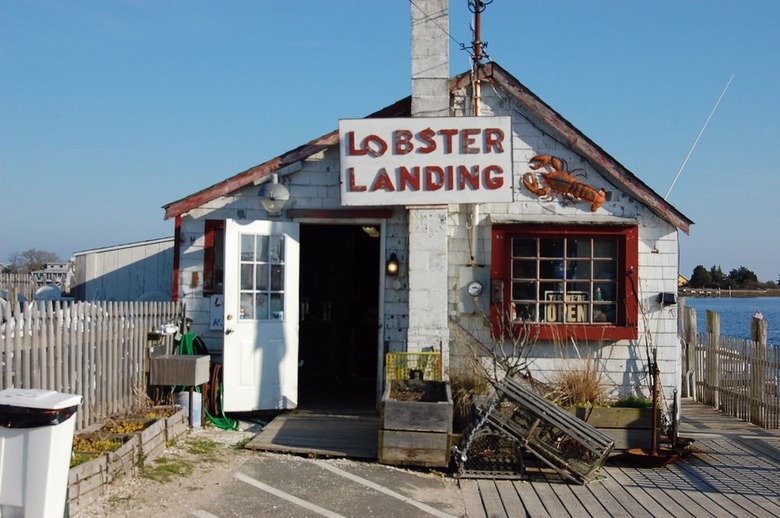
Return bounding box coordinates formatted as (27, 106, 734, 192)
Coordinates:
(71, 238, 174, 301)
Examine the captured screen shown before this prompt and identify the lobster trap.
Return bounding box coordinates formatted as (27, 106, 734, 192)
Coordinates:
(385, 352, 442, 381)
(454, 376, 614, 484)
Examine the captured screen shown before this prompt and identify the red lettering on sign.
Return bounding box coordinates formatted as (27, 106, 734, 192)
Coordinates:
(425, 166, 444, 190)
(458, 165, 480, 190)
(438, 129, 458, 154)
(399, 166, 420, 191)
(370, 168, 395, 192)
(417, 128, 436, 154)
(483, 165, 503, 189)
(484, 128, 505, 153)
(347, 167, 367, 192)
(461, 128, 480, 154)
(393, 130, 413, 155)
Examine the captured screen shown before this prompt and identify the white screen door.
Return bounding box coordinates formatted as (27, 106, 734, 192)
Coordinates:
(222, 219, 300, 411)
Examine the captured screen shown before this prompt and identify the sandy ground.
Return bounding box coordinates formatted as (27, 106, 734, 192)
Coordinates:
(73, 423, 260, 517)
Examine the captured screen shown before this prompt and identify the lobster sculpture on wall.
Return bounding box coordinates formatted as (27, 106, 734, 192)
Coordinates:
(522, 154, 607, 212)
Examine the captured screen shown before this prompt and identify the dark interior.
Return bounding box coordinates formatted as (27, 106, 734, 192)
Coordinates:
(298, 224, 380, 413)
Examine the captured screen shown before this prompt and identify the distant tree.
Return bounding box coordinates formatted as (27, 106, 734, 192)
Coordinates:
(689, 265, 712, 288)
(6, 249, 62, 273)
(728, 266, 759, 289)
(709, 265, 725, 288)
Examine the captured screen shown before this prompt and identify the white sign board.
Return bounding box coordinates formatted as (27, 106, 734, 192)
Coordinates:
(339, 116, 513, 206)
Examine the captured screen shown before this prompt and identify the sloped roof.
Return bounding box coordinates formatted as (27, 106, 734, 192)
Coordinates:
(163, 62, 692, 234)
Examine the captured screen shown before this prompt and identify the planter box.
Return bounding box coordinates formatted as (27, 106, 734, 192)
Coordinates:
(139, 417, 167, 464)
(379, 380, 453, 468)
(567, 406, 659, 450)
(165, 405, 188, 443)
(68, 433, 139, 515)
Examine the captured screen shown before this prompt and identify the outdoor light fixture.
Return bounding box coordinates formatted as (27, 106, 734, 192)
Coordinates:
(257, 174, 290, 214)
(386, 253, 400, 276)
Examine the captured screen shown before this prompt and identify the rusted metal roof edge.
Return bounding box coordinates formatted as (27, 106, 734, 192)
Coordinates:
(466, 63, 693, 235)
(162, 97, 412, 220)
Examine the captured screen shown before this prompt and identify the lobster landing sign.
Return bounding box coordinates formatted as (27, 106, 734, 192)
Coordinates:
(339, 117, 513, 206)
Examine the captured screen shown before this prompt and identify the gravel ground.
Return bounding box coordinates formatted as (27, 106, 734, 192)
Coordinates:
(73, 422, 260, 517)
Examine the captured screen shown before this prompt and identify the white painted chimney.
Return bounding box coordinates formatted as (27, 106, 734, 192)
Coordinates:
(411, 0, 449, 118)
(406, 0, 450, 360)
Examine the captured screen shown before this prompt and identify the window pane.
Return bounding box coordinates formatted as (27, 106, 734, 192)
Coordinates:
(539, 238, 564, 258)
(567, 239, 590, 258)
(512, 259, 537, 279)
(270, 294, 284, 320)
(256, 236, 270, 262)
(241, 235, 254, 261)
(512, 238, 536, 257)
(540, 259, 566, 279)
(594, 260, 616, 279)
(512, 281, 536, 300)
(240, 293, 254, 319)
(240, 264, 254, 290)
(569, 259, 591, 279)
(254, 293, 269, 320)
(594, 238, 617, 258)
(593, 303, 616, 323)
(512, 302, 537, 322)
(271, 265, 284, 291)
(270, 236, 284, 263)
(255, 264, 269, 290)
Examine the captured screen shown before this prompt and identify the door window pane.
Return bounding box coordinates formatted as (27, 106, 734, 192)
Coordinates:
(238, 233, 286, 321)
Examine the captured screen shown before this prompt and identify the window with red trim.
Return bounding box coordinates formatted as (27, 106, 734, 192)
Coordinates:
(491, 225, 638, 341)
(203, 220, 225, 295)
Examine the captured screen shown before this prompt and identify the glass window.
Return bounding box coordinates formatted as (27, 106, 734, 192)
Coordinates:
(492, 225, 638, 341)
(239, 233, 285, 321)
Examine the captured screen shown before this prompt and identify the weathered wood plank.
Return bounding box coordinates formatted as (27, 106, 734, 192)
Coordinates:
(493, 480, 527, 517)
(476, 479, 507, 517)
(511, 480, 550, 518)
(459, 480, 488, 518)
(529, 479, 571, 518)
(595, 472, 654, 518)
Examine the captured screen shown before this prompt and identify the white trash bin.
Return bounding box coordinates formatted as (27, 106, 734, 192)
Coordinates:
(0, 388, 82, 518)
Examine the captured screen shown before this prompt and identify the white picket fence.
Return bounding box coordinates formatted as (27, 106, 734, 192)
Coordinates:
(1, 300, 182, 430)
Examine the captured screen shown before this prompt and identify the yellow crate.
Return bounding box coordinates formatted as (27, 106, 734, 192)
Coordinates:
(385, 352, 442, 381)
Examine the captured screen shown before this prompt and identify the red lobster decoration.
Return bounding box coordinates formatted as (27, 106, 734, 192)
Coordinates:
(522, 154, 606, 212)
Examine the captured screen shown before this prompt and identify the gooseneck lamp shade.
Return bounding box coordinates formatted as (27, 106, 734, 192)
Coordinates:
(257, 176, 290, 214)
(386, 253, 400, 276)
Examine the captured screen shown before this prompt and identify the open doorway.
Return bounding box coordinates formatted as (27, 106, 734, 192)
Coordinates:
(298, 224, 380, 413)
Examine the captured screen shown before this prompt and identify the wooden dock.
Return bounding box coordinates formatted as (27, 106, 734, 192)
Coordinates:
(462, 399, 780, 517)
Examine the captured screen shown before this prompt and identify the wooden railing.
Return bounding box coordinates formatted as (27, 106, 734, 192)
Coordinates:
(680, 305, 777, 428)
(1, 300, 182, 430)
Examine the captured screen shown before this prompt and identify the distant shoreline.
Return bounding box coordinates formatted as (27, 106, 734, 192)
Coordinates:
(680, 288, 780, 298)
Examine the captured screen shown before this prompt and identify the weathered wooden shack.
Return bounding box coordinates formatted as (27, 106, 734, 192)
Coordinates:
(162, 1, 692, 419)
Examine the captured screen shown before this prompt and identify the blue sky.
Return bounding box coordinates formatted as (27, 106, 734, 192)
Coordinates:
(1, 1, 778, 282)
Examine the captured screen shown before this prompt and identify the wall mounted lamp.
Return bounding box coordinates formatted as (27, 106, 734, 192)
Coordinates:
(257, 174, 290, 214)
(386, 253, 400, 276)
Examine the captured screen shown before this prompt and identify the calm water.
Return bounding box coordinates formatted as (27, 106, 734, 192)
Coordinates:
(682, 297, 780, 345)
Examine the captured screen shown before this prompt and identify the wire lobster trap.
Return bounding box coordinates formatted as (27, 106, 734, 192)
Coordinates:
(385, 352, 442, 381)
(454, 376, 614, 484)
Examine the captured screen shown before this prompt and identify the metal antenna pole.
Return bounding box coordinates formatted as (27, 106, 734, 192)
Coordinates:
(664, 74, 734, 200)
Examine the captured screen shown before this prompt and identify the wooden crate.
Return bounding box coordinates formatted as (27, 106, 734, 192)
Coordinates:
(379, 380, 453, 468)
